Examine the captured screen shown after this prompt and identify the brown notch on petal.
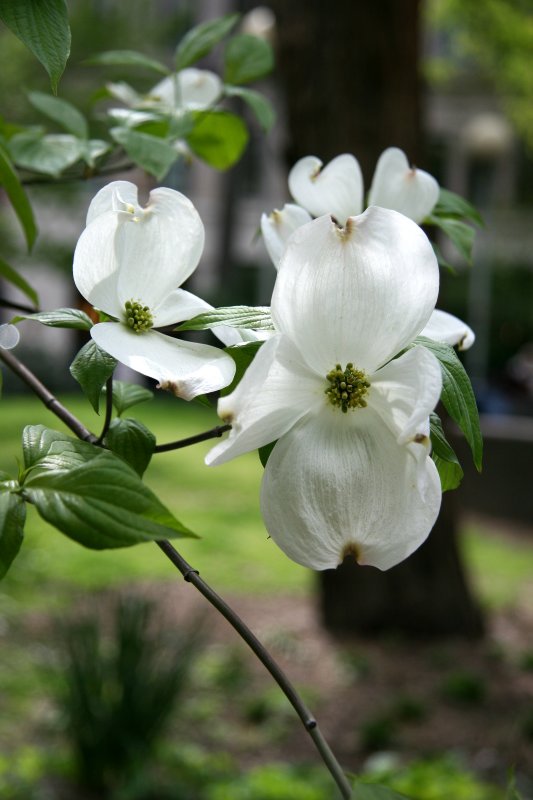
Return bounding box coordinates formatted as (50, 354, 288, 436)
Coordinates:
(340, 541, 361, 564)
(335, 216, 356, 241)
(414, 433, 429, 445)
(157, 380, 187, 399)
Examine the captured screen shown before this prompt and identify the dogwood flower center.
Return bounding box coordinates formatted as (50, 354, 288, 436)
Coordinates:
(325, 362, 370, 413)
(124, 299, 154, 333)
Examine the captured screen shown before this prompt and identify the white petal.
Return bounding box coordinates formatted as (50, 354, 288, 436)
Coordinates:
(114, 187, 204, 310)
(421, 309, 475, 351)
(288, 154, 364, 225)
(73, 210, 123, 316)
(0, 323, 20, 349)
(370, 345, 442, 445)
(368, 147, 439, 223)
(149, 69, 222, 110)
(152, 289, 211, 327)
(107, 108, 159, 127)
(260, 409, 441, 571)
(91, 324, 235, 399)
(272, 208, 439, 375)
(260, 204, 312, 268)
(86, 180, 139, 225)
(106, 81, 142, 107)
(206, 334, 322, 466)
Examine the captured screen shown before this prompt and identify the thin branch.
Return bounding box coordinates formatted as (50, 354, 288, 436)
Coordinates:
(0, 349, 97, 443)
(153, 424, 231, 453)
(95, 376, 114, 445)
(157, 540, 352, 799)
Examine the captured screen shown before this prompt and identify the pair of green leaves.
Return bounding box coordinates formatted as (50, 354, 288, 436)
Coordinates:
(428, 188, 484, 268)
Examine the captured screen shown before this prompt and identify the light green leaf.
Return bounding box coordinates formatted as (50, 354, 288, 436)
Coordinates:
(69, 340, 117, 414)
(12, 307, 93, 329)
(175, 14, 239, 71)
(22, 425, 100, 475)
(23, 451, 194, 549)
(0, 142, 37, 249)
(176, 305, 273, 332)
(0, 491, 26, 580)
(9, 131, 84, 177)
(27, 90, 88, 138)
(104, 418, 155, 476)
(430, 413, 464, 492)
(111, 381, 153, 417)
(416, 337, 483, 471)
(434, 188, 484, 227)
(0, 0, 71, 93)
(224, 34, 274, 85)
(0, 257, 38, 306)
(187, 110, 249, 170)
(80, 138, 112, 168)
(427, 215, 476, 265)
(85, 49, 169, 75)
(351, 783, 412, 799)
(222, 341, 263, 396)
(111, 127, 178, 181)
(224, 85, 275, 131)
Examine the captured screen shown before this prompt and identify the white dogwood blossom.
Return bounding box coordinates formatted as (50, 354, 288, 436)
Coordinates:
(208, 207, 443, 571)
(0, 323, 20, 350)
(73, 181, 235, 399)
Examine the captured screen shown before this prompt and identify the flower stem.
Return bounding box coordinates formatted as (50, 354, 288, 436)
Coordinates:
(157, 539, 352, 799)
(95, 376, 114, 445)
(153, 424, 231, 453)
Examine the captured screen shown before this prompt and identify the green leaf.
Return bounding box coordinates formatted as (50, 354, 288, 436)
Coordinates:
(85, 49, 169, 75)
(258, 441, 276, 468)
(176, 305, 273, 332)
(187, 110, 249, 170)
(80, 138, 112, 168)
(111, 127, 177, 181)
(427, 215, 476, 265)
(9, 131, 84, 177)
(70, 340, 117, 414)
(0, 257, 38, 306)
(434, 188, 484, 227)
(430, 413, 464, 491)
(224, 34, 274, 85)
(104, 418, 155, 476)
(111, 381, 154, 416)
(0, 491, 26, 580)
(22, 425, 100, 475)
(27, 90, 88, 138)
(12, 307, 93, 329)
(175, 13, 239, 71)
(0, 142, 37, 249)
(224, 85, 275, 131)
(222, 341, 263, 396)
(0, 0, 71, 93)
(416, 337, 483, 471)
(23, 451, 194, 549)
(351, 783, 412, 799)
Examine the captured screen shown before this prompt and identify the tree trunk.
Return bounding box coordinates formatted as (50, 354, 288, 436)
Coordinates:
(269, 0, 484, 637)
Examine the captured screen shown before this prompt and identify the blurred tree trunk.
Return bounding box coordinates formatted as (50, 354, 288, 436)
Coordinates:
(268, 0, 484, 637)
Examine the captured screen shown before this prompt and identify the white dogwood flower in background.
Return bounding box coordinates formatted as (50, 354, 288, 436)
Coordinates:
(73, 180, 235, 399)
(0, 323, 20, 350)
(208, 207, 443, 571)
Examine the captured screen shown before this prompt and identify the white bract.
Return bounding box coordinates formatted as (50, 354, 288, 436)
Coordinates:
(73, 180, 235, 399)
(208, 207, 443, 571)
(0, 323, 20, 350)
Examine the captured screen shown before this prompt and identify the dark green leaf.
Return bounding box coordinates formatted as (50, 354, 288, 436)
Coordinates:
(12, 307, 93, 329)
(111, 381, 153, 416)
(28, 90, 88, 138)
(104, 418, 155, 476)
(0, 257, 38, 306)
(111, 127, 177, 181)
(187, 110, 248, 170)
(176, 305, 273, 332)
(225, 85, 275, 131)
(9, 131, 84, 177)
(85, 49, 169, 75)
(0, 491, 26, 580)
(434, 188, 484, 227)
(0, 142, 37, 249)
(222, 341, 263, 396)
(175, 14, 239, 71)
(351, 783, 412, 799)
(416, 338, 483, 471)
(224, 34, 274, 85)
(22, 425, 100, 475)
(70, 340, 117, 414)
(430, 413, 464, 491)
(0, 0, 71, 93)
(23, 451, 194, 549)
(427, 215, 476, 265)
(258, 441, 276, 467)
